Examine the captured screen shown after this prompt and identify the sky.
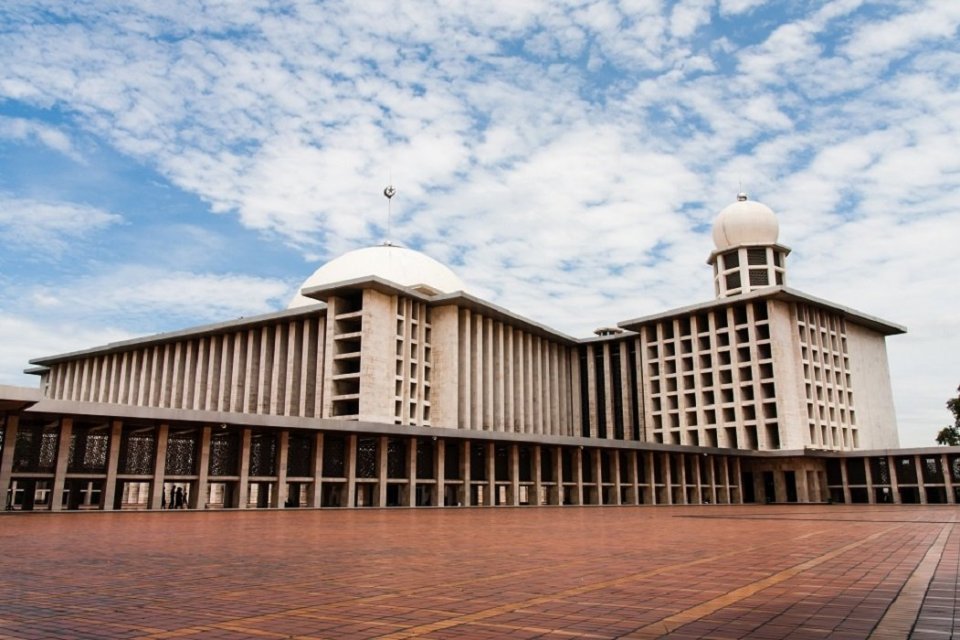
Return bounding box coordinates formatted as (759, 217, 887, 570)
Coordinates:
(0, 0, 957, 447)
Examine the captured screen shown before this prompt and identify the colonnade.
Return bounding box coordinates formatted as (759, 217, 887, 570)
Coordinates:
(0, 413, 743, 511)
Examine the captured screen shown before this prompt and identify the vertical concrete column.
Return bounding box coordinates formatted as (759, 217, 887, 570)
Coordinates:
(840, 459, 852, 504)
(237, 428, 252, 509)
(721, 457, 732, 504)
(406, 437, 417, 507)
(533, 446, 543, 507)
(435, 439, 446, 507)
(774, 470, 788, 504)
(704, 457, 715, 504)
(460, 441, 470, 507)
(0, 415, 20, 509)
(677, 454, 688, 505)
(486, 442, 495, 506)
(551, 447, 562, 505)
(310, 432, 324, 508)
(626, 451, 639, 505)
(611, 451, 622, 506)
(377, 436, 389, 507)
(345, 434, 357, 508)
(590, 449, 602, 505)
(914, 455, 928, 504)
(148, 422, 168, 511)
(888, 455, 901, 504)
(645, 451, 656, 505)
(808, 469, 821, 503)
(864, 458, 875, 504)
(574, 448, 584, 506)
(942, 454, 955, 504)
(273, 430, 289, 508)
(509, 444, 520, 506)
(662, 453, 673, 505)
(50, 417, 74, 511)
(796, 467, 810, 504)
(102, 420, 123, 511)
(740, 457, 743, 504)
(194, 426, 212, 510)
(693, 455, 704, 505)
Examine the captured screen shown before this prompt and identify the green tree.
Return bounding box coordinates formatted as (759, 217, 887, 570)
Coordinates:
(935, 385, 960, 446)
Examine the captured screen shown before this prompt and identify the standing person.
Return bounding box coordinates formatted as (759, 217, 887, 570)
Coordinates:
(174, 487, 184, 509)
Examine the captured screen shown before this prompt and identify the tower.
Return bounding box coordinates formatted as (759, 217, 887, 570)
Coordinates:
(707, 193, 790, 298)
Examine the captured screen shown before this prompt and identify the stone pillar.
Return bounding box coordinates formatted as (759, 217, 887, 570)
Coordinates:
(509, 444, 520, 506)
(662, 453, 673, 505)
(677, 454, 688, 505)
(574, 448, 584, 506)
(611, 451, 622, 506)
(551, 447, 562, 505)
(345, 434, 357, 508)
(864, 458, 875, 504)
(796, 467, 810, 504)
(102, 420, 123, 511)
(273, 430, 289, 508)
(406, 437, 417, 507)
(0, 415, 20, 509)
(839, 459, 852, 504)
(733, 457, 743, 504)
(147, 422, 168, 511)
(486, 442, 495, 506)
(942, 454, 955, 505)
(460, 441, 470, 507)
(435, 439, 445, 507)
(888, 455, 902, 504)
(194, 426, 212, 510)
(533, 446, 543, 507)
(626, 451, 639, 505)
(915, 456, 928, 504)
(808, 469, 821, 503)
(705, 455, 717, 504)
(645, 451, 656, 505)
(377, 436, 389, 507)
(310, 432, 324, 508)
(237, 428, 251, 509)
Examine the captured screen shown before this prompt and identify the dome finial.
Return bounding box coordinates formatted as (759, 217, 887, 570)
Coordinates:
(383, 183, 396, 245)
(737, 191, 748, 202)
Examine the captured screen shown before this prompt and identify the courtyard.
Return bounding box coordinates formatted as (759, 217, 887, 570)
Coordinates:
(0, 505, 956, 639)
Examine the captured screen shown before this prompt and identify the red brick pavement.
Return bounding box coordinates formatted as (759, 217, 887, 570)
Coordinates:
(0, 505, 956, 639)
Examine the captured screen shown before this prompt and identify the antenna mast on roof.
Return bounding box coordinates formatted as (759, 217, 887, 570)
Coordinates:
(383, 182, 396, 246)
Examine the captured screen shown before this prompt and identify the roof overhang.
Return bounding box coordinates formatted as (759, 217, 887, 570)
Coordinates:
(29, 304, 327, 367)
(303, 276, 580, 344)
(706, 242, 792, 264)
(0, 385, 41, 411)
(618, 286, 906, 336)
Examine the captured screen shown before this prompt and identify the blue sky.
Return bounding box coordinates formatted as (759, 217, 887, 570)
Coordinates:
(1, 0, 958, 446)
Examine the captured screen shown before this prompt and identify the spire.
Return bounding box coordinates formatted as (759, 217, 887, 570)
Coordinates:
(383, 184, 396, 246)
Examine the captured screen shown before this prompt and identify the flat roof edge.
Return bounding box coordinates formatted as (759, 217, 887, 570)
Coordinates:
(617, 287, 906, 336)
(29, 304, 327, 366)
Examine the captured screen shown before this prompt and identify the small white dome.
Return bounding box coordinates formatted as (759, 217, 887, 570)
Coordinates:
(712, 194, 779, 251)
(288, 244, 465, 308)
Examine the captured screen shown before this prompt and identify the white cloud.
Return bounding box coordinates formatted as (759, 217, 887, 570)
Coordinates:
(0, 196, 121, 251)
(0, 313, 133, 386)
(22, 266, 294, 323)
(0, 1, 958, 446)
(0, 116, 80, 160)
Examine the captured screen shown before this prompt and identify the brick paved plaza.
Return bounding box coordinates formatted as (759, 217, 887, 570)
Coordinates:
(0, 505, 956, 640)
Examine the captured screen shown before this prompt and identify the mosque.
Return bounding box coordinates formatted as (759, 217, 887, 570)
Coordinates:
(1, 194, 957, 511)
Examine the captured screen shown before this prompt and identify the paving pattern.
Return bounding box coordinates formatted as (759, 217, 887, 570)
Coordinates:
(0, 505, 956, 639)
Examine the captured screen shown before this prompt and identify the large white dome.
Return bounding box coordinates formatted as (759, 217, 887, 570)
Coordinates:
(288, 244, 466, 308)
(712, 195, 780, 251)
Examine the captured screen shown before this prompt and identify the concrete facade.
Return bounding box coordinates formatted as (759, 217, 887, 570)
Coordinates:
(1, 195, 954, 512)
